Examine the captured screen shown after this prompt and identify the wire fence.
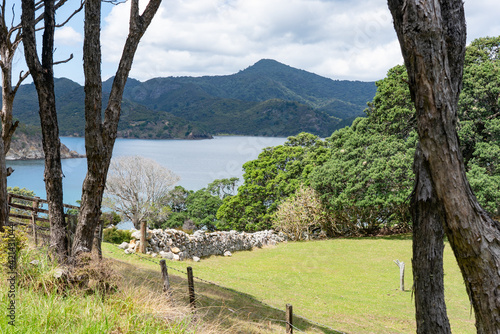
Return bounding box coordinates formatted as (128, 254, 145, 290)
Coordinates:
(6, 192, 345, 333)
(109, 242, 346, 334)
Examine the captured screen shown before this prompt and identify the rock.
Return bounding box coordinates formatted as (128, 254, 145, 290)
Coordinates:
(170, 247, 181, 254)
(129, 239, 136, 246)
(193, 256, 200, 262)
(151, 253, 158, 258)
(53, 268, 65, 279)
(173, 254, 180, 261)
(224, 250, 232, 257)
(131, 230, 142, 240)
(159, 251, 173, 260)
(118, 242, 129, 249)
(124, 249, 133, 254)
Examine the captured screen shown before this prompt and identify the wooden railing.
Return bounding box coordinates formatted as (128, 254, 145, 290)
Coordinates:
(7, 192, 102, 258)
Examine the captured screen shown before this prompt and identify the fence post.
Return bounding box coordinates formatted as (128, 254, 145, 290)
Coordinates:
(32, 197, 40, 246)
(394, 260, 405, 291)
(92, 220, 103, 260)
(159, 260, 170, 294)
(139, 221, 147, 254)
(286, 303, 293, 334)
(187, 266, 196, 309)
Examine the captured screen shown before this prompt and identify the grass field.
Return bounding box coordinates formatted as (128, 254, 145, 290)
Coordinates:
(102, 234, 475, 333)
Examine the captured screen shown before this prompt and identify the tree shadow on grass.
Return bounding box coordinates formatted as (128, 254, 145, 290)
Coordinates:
(109, 256, 343, 334)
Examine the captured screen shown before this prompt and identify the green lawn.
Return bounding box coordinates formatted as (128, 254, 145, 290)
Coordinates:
(103, 235, 474, 334)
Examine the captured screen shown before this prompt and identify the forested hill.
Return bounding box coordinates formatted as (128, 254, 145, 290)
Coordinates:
(11, 59, 376, 138)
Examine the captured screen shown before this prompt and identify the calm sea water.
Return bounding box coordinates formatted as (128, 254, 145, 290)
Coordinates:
(7, 136, 287, 206)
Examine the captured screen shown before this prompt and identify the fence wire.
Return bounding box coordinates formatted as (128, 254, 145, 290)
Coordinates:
(108, 242, 346, 334)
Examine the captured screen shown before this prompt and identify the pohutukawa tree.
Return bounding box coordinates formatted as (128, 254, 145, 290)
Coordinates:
(71, 0, 162, 257)
(388, 0, 500, 332)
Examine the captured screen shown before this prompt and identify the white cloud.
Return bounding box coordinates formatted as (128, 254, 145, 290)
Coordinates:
(99, 0, 500, 83)
(55, 26, 83, 46)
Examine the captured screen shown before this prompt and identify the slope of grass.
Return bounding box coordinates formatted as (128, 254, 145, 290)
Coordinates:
(102, 235, 474, 334)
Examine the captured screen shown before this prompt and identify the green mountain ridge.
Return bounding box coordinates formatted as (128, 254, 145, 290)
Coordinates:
(11, 59, 377, 138)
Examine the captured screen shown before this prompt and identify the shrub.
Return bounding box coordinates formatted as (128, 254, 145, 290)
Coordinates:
(0, 228, 28, 268)
(272, 185, 330, 240)
(102, 227, 131, 244)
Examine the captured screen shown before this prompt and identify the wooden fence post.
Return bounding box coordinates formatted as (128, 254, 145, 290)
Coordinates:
(286, 303, 293, 334)
(187, 266, 195, 309)
(394, 260, 405, 291)
(160, 260, 170, 294)
(92, 220, 103, 260)
(32, 197, 40, 246)
(139, 221, 147, 254)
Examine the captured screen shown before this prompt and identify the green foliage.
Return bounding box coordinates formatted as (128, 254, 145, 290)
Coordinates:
(310, 118, 415, 234)
(365, 64, 416, 139)
(185, 189, 223, 230)
(217, 133, 329, 231)
(100, 211, 121, 227)
(207, 177, 239, 199)
(102, 227, 132, 244)
(0, 228, 28, 268)
(162, 212, 189, 229)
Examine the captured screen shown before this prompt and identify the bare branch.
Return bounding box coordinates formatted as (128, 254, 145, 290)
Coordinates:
(55, 0, 84, 28)
(12, 70, 30, 96)
(52, 53, 73, 66)
(102, 0, 126, 4)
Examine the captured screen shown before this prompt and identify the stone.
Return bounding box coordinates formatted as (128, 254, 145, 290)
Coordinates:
(170, 247, 181, 254)
(224, 250, 232, 257)
(193, 256, 200, 262)
(173, 254, 180, 261)
(53, 268, 65, 279)
(118, 242, 129, 249)
(160, 251, 174, 260)
(131, 230, 142, 240)
(124, 249, 133, 254)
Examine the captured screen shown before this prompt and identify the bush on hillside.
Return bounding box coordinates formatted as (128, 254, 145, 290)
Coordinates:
(102, 227, 132, 244)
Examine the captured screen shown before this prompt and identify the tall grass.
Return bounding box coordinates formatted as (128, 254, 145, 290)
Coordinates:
(0, 245, 230, 334)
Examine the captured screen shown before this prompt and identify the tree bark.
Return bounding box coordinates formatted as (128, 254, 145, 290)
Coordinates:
(388, 0, 500, 332)
(22, 0, 68, 261)
(411, 145, 451, 333)
(72, 0, 162, 256)
(0, 3, 26, 232)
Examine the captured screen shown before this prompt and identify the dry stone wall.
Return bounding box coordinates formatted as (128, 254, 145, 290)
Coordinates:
(118, 229, 287, 261)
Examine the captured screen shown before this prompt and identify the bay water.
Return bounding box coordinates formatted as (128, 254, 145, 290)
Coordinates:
(7, 136, 287, 206)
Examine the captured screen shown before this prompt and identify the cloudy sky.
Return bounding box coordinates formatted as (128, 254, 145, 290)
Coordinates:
(30, 0, 500, 84)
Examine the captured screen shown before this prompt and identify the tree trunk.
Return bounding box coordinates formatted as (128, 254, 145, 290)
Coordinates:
(0, 12, 23, 232)
(388, 0, 500, 332)
(0, 136, 7, 232)
(21, 0, 68, 261)
(72, 0, 162, 257)
(411, 145, 451, 333)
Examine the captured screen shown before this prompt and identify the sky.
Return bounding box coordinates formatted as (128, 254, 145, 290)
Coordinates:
(12, 0, 500, 85)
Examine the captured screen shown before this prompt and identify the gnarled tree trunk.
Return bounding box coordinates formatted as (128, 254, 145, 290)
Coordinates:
(411, 145, 451, 333)
(71, 0, 162, 256)
(388, 0, 500, 332)
(22, 0, 68, 261)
